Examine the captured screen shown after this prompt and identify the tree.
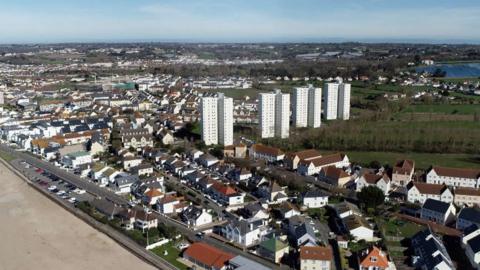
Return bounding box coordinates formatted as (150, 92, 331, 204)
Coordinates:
(357, 186, 385, 209)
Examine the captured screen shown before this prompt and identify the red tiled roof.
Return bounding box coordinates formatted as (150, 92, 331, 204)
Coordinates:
(454, 187, 480, 196)
(184, 242, 234, 269)
(301, 153, 345, 167)
(408, 182, 448, 195)
(431, 166, 480, 179)
(212, 182, 237, 196)
(300, 246, 333, 261)
(359, 246, 389, 269)
(251, 144, 283, 156)
(393, 159, 415, 175)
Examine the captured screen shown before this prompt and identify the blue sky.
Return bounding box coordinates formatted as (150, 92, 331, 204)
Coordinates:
(1, 0, 479, 43)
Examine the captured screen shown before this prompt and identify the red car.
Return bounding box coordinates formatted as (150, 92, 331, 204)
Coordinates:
(35, 168, 44, 173)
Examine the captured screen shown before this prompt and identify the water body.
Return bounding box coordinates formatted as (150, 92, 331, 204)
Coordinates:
(416, 63, 480, 78)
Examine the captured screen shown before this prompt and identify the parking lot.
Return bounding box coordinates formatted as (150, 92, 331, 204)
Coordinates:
(13, 159, 94, 205)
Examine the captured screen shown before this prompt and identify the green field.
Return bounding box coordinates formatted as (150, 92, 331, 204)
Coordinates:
(0, 151, 16, 162)
(403, 104, 480, 115)
(151, 242, 188, 270)
(346, 151, 480, 169)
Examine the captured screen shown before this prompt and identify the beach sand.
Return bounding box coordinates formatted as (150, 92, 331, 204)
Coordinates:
(0, 161, 156, 270)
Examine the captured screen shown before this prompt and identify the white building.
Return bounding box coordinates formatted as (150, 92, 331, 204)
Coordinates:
(61, 151, 92, 169)
(293, 86, 322, 128)
(462, 225, 480, 269)
(218, 93, 233, 146)
(308, 86, 322, 128)
(292, 87, 309, 127)
(259, 92, 276, 138)
(406, 182, 453, 204)
(200, 93, 234, 146)
(259, 90, 290, 138)
(426, 166, 480, 188)
(323, 83, 339, 120)
(337, 83, 351, 120)
(300, 246, 333, 270)
(323, 82, 351, 120)
(200, 96, 218, 145)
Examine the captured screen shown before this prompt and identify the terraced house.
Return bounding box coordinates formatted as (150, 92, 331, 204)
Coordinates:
(426, 166, 480, 188)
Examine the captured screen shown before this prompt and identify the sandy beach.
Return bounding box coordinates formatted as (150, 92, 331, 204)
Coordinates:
(0, 161, 156, 270)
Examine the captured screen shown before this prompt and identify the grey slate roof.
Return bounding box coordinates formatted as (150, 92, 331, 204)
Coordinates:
(458, 207, 480, 224)
(422, 199, 450, 214)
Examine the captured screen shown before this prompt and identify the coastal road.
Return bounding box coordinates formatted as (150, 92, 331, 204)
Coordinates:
(0, 145, 280, 269)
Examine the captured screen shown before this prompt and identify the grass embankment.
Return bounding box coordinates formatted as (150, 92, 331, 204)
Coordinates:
(0, 151, 16, 162)
(151, 242, 188, 270)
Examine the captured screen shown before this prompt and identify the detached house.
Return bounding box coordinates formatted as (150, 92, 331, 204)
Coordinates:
(61, 151, 92, 169)
(303, 190, 329, 209)
(181, 205, 213, 228)
(210, 182, 245, 206)
(257, 237, 289, 264)
(300, 245, 333, 270)
(358, 246, 393, 270)
(420, 199, 456, 225)
(356, 173, 391, 195)
(392, 159, 415, 186)
(221, 219, 263, 247)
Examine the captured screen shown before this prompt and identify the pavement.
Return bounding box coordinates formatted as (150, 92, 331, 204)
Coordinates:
(0, 144, 281, 270)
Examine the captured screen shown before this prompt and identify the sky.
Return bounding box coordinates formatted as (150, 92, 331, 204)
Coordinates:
(1, 0, 479, 44)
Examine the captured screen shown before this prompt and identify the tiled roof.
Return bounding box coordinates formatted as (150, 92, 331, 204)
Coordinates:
(431, 166, 480, 179)
(359, 246, 389, 269)
(184, 242, 234, 269)
(302, 153, 345, 167)
(408, 182, 449, 195)
(251, 144, 283, 156)
(300, 246, 333, 261)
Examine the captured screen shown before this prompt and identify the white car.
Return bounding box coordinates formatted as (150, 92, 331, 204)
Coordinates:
(68, 197, 77, 203)
(56, 190, 65, 196)
(48, 185, 57, 191)
(74, 188, 86, 194)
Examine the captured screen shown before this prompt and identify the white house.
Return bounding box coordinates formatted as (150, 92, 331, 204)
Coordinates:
(426, 166, 480, 188)
(297, 153, 349, 176)
(61, 151, 92, 169)
(406, 182, 453, 204)
(299, 246, 333, 270)
(249, 144, 284, 163)
(222, 219, 262, 247)
(356, 173, 391, 195)
(303, 190, 329, 209)
(462, 225, 480, 270)
(180, 205, 213, 228)
(420, 199, 456, 225)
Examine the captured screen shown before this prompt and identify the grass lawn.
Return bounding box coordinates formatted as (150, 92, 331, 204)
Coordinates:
(346, 151, 480, 170)
(0, 151, 16, 162)
(377, 218, 424, 238)
(151, 242, 188, 270)
(403, 104, 480, 115)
